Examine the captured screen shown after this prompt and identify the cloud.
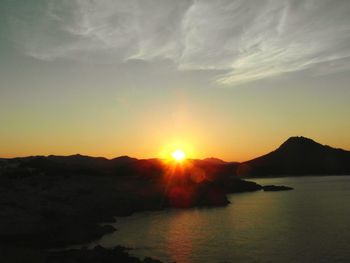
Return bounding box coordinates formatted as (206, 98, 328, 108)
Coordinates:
(3, 0, 350, 85)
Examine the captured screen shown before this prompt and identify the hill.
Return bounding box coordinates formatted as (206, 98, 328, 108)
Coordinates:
(243, 136, 350, 176)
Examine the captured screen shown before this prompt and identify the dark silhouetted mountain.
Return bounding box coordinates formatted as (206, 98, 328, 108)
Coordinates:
(244, 136, 350, 176)
(202, 157, 228, 164)
(2, 136, 349, 178)
(110, 155, 138, 164)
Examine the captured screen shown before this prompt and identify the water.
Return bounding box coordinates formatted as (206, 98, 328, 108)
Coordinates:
(91, 176, 350, 263)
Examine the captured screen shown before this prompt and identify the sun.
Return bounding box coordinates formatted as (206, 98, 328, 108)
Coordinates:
(171, 149, 186, 162)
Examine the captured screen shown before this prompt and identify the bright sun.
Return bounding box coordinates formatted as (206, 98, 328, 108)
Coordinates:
(171, 149, 186, 162)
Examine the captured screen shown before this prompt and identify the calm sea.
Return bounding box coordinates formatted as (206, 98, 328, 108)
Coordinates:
(91, 176, 350, 263)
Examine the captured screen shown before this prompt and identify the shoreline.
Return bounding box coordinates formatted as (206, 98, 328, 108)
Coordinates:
(0, 156, 298, 262)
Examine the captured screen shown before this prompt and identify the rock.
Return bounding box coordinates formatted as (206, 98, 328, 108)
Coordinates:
(262, 185, 293, 191)
(221, 178, 263, 193)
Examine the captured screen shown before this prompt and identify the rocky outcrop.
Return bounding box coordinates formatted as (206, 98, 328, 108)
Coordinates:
(262, 185, 293, 191)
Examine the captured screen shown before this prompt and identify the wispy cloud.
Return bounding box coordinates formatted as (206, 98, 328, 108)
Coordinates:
(4, 0, 350, 85)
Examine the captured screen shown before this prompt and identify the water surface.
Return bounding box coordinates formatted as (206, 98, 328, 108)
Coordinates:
(92, 176, 350, 263)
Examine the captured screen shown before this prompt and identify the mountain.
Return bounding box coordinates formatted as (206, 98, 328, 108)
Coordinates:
(202, 157, 228, 164)
(243, 136, 350, 176)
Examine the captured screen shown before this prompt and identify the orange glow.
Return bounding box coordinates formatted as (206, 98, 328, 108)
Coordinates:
(159, 140, 196, 162)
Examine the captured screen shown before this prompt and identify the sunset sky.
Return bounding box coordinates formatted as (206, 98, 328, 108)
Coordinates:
(1, 0, 350, 161)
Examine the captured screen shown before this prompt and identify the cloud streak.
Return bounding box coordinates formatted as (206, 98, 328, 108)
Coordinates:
(4, 0, 350, 85)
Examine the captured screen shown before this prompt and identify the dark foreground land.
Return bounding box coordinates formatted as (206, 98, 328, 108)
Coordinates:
(4, 135, 347, 262)
(1, 245, 163, 263)
(0, 156, 264, 262)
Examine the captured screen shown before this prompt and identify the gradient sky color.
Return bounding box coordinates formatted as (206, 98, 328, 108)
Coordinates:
(1, 0, 350, 161)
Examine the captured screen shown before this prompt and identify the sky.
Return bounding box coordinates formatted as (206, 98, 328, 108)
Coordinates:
(1, 0, 350, 161)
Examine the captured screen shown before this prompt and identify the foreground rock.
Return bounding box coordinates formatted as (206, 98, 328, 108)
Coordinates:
(262, 185, 294, 191)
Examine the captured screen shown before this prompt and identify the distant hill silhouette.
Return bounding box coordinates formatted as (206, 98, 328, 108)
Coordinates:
(1, 136, 349, 177)
(243, 136, 350, 176)
(0, 154, 240, 179)
(2, 154, 151, 176)
(202, 157, 228, 164)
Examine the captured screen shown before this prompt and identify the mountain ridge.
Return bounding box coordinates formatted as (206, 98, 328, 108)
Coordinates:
(1, 136, 350, 177)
